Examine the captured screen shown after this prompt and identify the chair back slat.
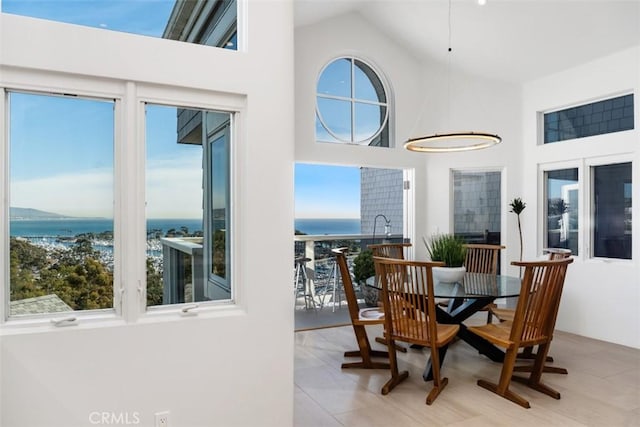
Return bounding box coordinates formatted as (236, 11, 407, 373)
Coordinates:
(368, 243, 411, 260)
(463, 244, 505, 275)
(510, 258, 573, 345)
(374, 257, 444, 346)
(332, 248, 361, 323)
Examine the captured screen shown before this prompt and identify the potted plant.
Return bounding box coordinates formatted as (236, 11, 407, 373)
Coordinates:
(352, 249, 378, 307)
(423, 234, 467, 283)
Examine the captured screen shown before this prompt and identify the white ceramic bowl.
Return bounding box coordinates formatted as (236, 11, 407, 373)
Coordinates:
(433, 266, 466, 284)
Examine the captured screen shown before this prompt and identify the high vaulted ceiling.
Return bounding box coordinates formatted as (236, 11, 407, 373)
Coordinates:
(294, 0, 640, 84)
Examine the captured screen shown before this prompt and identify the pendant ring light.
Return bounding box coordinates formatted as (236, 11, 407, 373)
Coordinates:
(404, 132, 502, 152)
(404, 0, 501, 153)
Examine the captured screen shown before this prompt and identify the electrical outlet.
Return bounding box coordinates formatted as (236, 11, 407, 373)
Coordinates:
(155, 411, 170, 427)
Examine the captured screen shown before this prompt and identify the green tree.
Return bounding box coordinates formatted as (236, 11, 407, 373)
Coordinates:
(146, 258, 164, 306)
(9, 237, 49, 300)
(213, 229, 226, 277)
(548, 198, 569, 216)
(10, 237, 114, 311)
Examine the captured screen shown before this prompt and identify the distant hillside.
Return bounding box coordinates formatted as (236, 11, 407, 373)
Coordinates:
(10, 207, 69, 220)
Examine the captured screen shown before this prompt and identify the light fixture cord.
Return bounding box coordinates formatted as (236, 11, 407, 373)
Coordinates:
(406, 0, 454, 140)
(447, 0, 452, 131)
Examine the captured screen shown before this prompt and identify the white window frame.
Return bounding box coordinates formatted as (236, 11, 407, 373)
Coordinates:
(315, 56, 391, 147)
(538, 161, 583, 258)
(538, 155, 633, 263)
(0, 72, 247, 328)
(204, 118, 232, 299)
(449, 166, 506, 271)
(537, 91, 635, 146)
(449, 167, 506, 236)
(1, 87, 123, 325)
(585, 154, 633, 262)
(136, 85, 245, 320)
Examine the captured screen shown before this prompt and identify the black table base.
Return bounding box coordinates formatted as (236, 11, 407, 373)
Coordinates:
(423, 297, 505, 381)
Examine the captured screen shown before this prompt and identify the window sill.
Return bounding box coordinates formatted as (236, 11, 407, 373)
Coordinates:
(139, 301, 245, 324)
(0, 311, 126, 336)
(0, 301, 245, 336)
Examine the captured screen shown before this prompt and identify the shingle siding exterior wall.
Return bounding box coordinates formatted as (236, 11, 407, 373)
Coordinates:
(453, 171, 501, 235)
(544, 94, 634, 143)
(360, 167, 403, 237)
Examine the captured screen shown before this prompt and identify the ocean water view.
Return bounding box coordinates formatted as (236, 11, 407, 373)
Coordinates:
(10, 218, 205, 271)
(11, 218, 361, 237)
(10, 218, 203, 237)
(295, 218, 360, 235)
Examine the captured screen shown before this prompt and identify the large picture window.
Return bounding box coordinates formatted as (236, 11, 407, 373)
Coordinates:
(316, 57, 390, 147)
(8, 91, 115, 317)
(4, 90, 237, 320)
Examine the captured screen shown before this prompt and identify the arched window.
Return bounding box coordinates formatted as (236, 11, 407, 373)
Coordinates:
(316, 57, 390, 147)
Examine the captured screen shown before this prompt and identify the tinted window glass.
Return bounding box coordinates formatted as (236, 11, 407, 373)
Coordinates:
(544, 94, 634, 143)
(593, 163, 632, 259)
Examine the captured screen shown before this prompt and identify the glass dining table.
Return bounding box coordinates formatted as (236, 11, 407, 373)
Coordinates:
(367, 272, 522, 381)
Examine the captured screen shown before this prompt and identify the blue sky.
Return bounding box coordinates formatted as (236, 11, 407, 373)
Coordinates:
(9, 93, 116, 217)
(5, 0, 362, 220)
(2, 0, 174, 37)
(9, 91, 361, 219)
(8, 93, 206, 218)
(295, 164, 360, 219)
(145, 105, 205, 219)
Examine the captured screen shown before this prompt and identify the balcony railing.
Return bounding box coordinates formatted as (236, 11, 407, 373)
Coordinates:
(161, 237, 203, 304)
(294, 232, 405, 267)
(293, 233, 407, 309)
(159, 233, 408, 307)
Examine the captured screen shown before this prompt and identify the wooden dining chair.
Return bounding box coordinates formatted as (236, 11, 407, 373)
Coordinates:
(368, 242, 412, 353)
(368, 242, 412, 259)
(467, 257, 573, 408)
(332, 248, 389, 370)
(439, 243, 504, 322)
(491, 248, 572, 323)
(490, 248, 572, 373)
(374, 256, 459, 405)
(464, 243, 505, 275)
(512, 247, 573, 374)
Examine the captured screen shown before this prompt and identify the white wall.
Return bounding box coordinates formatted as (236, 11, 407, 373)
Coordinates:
(522, 47, 640, 349)
(420, 67, 523, 272)
(295, 12, 429, 247)
(0, 2, 295, 426)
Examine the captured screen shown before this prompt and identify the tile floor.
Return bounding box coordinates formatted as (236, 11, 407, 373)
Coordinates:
(294, 320, 640, 426)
